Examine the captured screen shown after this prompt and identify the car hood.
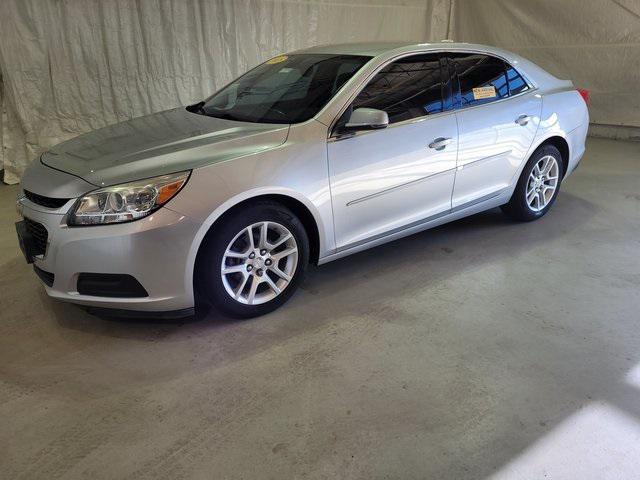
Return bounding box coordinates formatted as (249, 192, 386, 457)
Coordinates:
(42, 108, 290, 186)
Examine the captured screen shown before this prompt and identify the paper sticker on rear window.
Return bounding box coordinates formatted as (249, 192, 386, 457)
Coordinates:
(266, 55, 288, 65)
(472, 86, 496, 100)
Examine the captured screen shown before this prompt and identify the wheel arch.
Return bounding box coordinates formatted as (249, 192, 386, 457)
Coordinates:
(530, 135, 570, 178)
(187, 189, 324, 302)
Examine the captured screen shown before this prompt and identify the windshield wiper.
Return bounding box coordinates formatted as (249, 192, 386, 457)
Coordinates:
(186, 103, 245, 122)
(207, 111, 244, 122)
(186, 101, 206, 114)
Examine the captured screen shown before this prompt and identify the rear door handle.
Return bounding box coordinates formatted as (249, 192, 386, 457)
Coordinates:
(515, 114, 530, 126)
(428, 137, 453, 151)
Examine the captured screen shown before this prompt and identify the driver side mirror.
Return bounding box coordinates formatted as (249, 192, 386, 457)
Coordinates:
(342, 108, 389, 132)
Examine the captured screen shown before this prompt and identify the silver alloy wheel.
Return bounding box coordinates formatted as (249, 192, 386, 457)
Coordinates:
(526, 155, 560, 212)
(221, 221, 298, 305)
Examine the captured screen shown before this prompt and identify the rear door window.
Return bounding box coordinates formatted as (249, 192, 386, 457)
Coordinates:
(448, 53, 508, 108)
(447, 53, 530, 109)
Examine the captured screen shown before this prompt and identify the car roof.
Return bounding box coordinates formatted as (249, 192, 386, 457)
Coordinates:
(292, 42, 417, 57)
(291, 41, 517, 60)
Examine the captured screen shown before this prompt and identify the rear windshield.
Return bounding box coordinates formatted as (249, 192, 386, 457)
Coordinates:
(197, 54, 371, 124)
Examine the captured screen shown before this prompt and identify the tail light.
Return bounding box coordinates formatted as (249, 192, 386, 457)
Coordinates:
(577, 88, 590, 106)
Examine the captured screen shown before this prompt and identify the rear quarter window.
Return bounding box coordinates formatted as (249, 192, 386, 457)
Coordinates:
(506, 64, 529, 96)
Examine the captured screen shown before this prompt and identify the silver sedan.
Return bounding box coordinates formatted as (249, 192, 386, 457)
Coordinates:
(16, 42, 589, 318)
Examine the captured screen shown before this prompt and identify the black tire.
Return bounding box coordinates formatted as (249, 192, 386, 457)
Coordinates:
(196, 201, 309, 319)
(501, 144, 564, 222)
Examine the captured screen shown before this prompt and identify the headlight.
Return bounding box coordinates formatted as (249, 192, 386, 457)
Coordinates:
(68, 171, 190, 226)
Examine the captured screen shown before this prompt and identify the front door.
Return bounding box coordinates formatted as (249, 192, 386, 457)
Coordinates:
(327, 53, 458, 250)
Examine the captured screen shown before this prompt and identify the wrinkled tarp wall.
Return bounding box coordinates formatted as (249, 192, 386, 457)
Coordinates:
(1, 0, 638, 184)
(0, 0, 451, 184)
(450, 0, 640, 137)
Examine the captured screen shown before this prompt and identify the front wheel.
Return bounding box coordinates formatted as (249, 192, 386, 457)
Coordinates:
(197, 202, 309, 318)
(501, 144, 564, 221)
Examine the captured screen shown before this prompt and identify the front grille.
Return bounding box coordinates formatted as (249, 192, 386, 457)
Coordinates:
(24, 218, 48, 256)
(24, 190, 70, 209)
(33, 265, 55, 287)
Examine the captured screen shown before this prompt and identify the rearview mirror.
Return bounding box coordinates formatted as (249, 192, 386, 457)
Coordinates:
(343, 108, 389, 131)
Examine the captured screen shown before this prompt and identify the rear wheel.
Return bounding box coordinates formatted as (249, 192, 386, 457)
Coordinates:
(501, 144, 564, 221)
(197, 202, 309, 318)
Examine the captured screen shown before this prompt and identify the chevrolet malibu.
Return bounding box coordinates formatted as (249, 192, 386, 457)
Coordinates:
(16, 42, 589, 318)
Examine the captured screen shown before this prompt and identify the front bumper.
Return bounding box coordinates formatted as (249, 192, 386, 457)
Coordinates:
(16, 199, 201, 313)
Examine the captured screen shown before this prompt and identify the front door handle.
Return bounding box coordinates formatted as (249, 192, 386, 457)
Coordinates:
(428, 137, 453, 151)
(515, 114, 530, 126)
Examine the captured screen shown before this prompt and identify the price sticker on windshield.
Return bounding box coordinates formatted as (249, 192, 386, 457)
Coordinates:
(472, 86, 496, 100)
(266, 55, 288, 64)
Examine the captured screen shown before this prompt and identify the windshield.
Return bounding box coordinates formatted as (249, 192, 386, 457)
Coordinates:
(197, 54, 370, 124)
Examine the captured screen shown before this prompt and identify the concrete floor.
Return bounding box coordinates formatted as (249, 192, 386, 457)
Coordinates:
(1, 137, 639, 479)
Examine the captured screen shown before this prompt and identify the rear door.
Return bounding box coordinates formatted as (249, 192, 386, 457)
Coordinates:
(447, 53, 542, 209)
(327, 53, 458, 250)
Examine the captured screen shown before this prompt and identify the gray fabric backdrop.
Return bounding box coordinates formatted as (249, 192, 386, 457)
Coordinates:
(0, 0, 638, 184)
(451, 0, 640, 132)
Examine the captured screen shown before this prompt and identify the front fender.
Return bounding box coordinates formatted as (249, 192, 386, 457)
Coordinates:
(173, 186, 329, 306)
